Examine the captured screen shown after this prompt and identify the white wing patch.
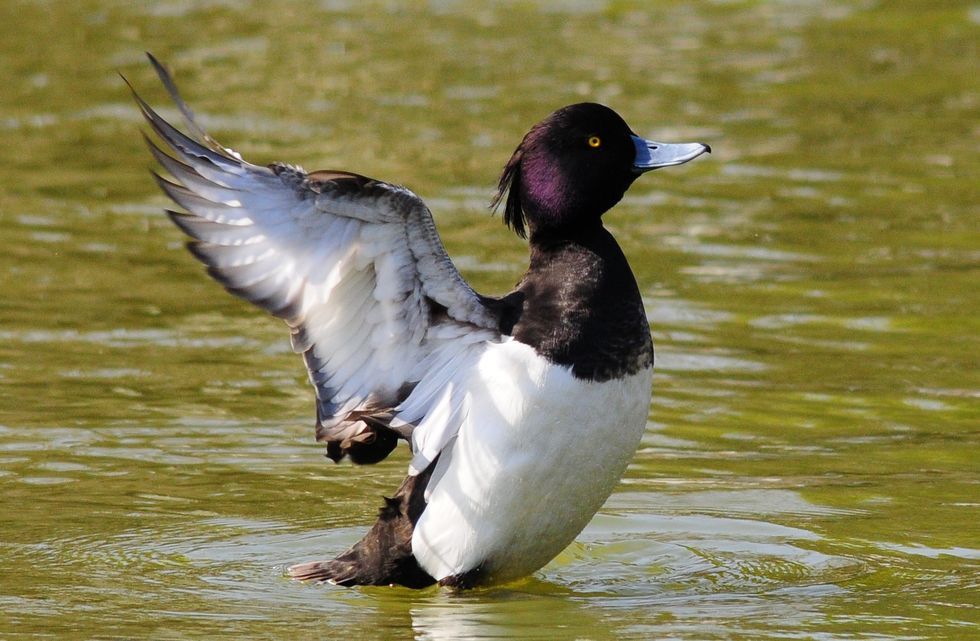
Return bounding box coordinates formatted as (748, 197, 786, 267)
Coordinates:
(396, 334, 495, 475)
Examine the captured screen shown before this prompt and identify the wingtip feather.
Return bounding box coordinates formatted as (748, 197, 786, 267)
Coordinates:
(145, 52, 210, 143)
(145, 52, 246, 162)
(126, 56, 243, 174)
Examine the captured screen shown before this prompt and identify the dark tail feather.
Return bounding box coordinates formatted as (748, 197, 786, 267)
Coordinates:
(287, 559, 359, 585)
(288, 463, 438, 589)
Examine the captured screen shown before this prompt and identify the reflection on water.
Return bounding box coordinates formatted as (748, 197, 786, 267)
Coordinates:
(1, 0, 977, 639)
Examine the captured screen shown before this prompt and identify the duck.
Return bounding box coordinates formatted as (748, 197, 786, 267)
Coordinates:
(129, 53, 709, 589)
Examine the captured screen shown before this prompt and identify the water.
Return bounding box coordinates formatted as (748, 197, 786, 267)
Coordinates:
(1, 1, 977, 639)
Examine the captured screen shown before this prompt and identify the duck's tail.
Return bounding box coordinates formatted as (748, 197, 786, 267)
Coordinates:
(287, 464, 437, 589)
(287, 557, 367, 586)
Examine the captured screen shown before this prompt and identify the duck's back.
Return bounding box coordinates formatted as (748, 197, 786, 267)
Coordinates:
(412, 227, 654, 587)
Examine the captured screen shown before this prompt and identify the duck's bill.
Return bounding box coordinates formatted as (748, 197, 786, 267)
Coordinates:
(632, 136, 711, 172)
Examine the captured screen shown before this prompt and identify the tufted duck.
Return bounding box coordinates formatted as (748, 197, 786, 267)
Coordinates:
(129, 54, 709, 589)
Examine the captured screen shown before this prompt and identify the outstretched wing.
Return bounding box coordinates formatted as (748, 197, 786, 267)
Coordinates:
(130, 55, 503, 464)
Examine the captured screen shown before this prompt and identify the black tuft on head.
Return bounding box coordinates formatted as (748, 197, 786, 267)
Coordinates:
(491, 143, 527, 238)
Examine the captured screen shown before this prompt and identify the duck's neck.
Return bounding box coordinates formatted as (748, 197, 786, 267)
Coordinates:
(508, 224, 654, 381)
(526, 216, 603, 247)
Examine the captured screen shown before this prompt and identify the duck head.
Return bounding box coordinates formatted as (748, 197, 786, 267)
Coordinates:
(493, 102, 709, 239)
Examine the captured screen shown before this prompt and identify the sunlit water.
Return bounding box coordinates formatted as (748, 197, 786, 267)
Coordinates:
(1, 1, 977, 639)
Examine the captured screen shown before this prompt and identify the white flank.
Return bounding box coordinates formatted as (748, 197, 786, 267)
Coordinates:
(410, 339, 653, 583)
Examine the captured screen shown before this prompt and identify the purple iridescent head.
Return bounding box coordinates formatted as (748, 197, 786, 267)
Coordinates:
(492, 103, 709, 239)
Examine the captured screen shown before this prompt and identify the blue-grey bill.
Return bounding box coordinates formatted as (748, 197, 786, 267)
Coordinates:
(632, 136, 711, 172)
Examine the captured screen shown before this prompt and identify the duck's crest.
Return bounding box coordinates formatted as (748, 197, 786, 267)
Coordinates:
(491, 143, 527, 239)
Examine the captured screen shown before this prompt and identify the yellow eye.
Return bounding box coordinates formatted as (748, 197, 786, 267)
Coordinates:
(587, 135, 601, 148)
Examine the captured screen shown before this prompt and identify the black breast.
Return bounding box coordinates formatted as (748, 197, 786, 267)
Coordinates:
(502, 226, 653, 381)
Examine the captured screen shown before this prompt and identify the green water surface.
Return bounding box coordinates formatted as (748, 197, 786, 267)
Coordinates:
(0, 1, 977, 639)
